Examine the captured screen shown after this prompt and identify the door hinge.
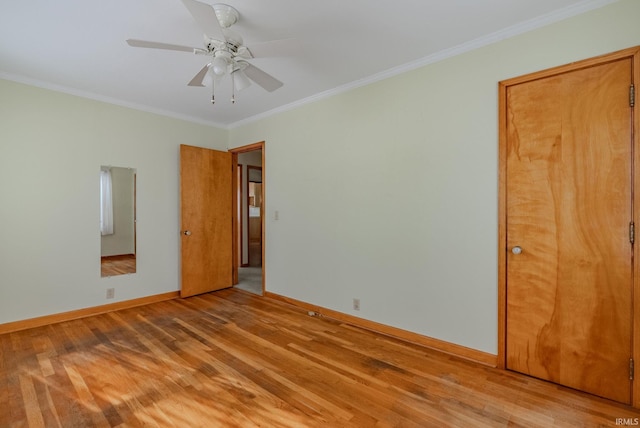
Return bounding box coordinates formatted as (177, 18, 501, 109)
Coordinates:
(630, 222, 635, 245)
(631, 358, 635, 380)
(631, 83, 635, 107)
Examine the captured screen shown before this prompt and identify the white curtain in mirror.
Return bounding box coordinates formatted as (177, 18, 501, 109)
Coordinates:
(100, 169, 114, 236)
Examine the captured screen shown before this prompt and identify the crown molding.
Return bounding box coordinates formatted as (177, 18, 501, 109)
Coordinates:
(1, 0, 620, 131)
(0, 71, 227, 129)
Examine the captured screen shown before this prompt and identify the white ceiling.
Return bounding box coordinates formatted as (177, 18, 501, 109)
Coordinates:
(0, 0, 615, 128)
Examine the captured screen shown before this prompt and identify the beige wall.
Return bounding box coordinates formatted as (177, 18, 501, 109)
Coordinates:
(229, 0, 640, 355)
(0, 80, 227, 324)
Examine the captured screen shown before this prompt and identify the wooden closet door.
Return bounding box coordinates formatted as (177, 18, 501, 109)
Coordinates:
(505, 58, 633, 403)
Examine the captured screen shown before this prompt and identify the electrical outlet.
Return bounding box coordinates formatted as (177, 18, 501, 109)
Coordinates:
(353, 298, 360, 311)
(106, 288, 115, 299)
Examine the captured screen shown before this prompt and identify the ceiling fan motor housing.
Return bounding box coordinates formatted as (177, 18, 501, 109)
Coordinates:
(213, 4, 239, 28)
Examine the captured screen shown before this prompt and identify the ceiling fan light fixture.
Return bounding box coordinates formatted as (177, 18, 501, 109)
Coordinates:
(211, 54, 228, 75)
(213, 3, 239, 29)
(232, 68, 252, 91)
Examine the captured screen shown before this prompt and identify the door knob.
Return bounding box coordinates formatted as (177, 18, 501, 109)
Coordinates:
(183, 230, 192, 236)
(511, 246, 522, 255)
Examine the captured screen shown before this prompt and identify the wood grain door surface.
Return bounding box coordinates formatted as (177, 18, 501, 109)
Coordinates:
(505, 58, 633, 403)
(180, 145, 233, 298)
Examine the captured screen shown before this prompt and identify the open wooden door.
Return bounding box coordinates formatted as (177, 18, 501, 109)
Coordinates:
(180, 144, 233, 298)
(503, 56, 633, 404)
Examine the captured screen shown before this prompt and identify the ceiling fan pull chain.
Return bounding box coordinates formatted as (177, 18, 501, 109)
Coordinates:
(231, 71, 236, 104)
(211, 78, 215, 105)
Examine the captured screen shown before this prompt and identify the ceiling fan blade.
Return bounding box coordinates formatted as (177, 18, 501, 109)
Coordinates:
(242, 62, 283, 92)
(188, 64, 210, 87)
(126, 39, 195, 53)
(247, 38, 300, 58)
(181, 0, 221, 38)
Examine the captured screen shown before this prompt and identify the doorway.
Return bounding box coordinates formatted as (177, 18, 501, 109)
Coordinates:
(231, 142, 264, 295)
(247, 166, 263, 267)
(498, 47, 639, 405)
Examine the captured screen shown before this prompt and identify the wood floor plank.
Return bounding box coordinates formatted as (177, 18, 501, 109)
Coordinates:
(18, 374, 45, 428)
(2, 288, 640, 426)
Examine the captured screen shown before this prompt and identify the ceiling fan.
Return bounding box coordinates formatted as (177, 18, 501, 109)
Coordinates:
(127, 0, 285, 104)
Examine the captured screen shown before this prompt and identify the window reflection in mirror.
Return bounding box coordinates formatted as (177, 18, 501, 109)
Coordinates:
(100, 166, 136, 277)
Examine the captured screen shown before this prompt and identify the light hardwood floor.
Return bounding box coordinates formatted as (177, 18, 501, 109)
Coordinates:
(2, 289, 639, 427)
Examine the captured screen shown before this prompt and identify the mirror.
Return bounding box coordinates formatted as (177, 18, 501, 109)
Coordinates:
(100, 166, 136, 276)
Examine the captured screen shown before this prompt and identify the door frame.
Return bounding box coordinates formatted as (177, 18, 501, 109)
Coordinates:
(497, 46, 640, 406)
(230, 141, 265, 294)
